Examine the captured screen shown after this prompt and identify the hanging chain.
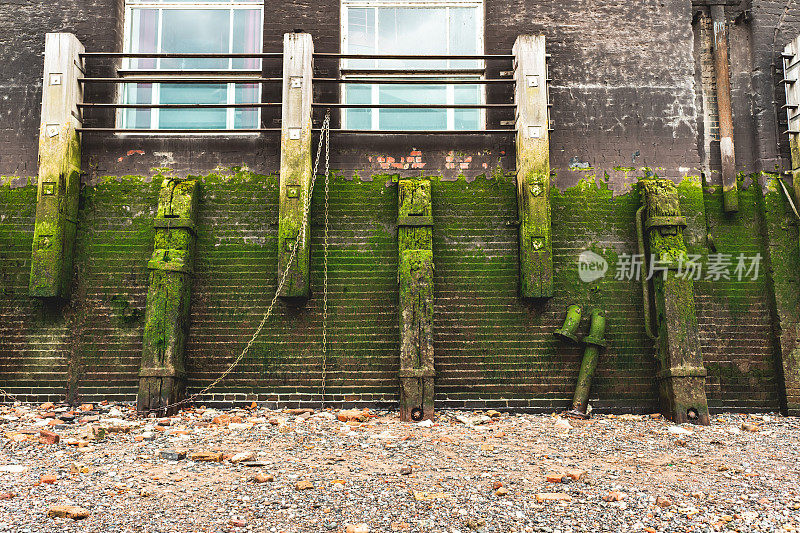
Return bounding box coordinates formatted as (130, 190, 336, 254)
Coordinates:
(140, 111, 332, 415)
(321, 109, 331, 407)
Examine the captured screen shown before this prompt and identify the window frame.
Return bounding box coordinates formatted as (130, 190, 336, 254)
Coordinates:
(118, 0, 265, 134)
(340, 0, 486, 131)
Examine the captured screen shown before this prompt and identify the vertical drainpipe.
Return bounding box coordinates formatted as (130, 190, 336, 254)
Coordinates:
(711, 4, 739, 213)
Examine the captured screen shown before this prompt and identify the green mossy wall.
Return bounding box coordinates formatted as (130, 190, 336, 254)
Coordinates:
(0, 171, 786, 411)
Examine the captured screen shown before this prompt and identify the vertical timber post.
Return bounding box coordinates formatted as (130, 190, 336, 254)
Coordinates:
(278, 32, 314, 298)
(137, 178, 199, 415)
(29, 33, 84, 298)
(710, 4, 738, 213)
(514, 35, 552, 298)
(640, 179, 710, 425)
(397, 179, 435, 422)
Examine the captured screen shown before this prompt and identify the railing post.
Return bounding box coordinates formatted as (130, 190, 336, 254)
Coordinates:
(397, 179, 435, 422)
(29, 33, 84, 298)
(137, 178, 199, 415)
(278, 32, 314, 298)
(513, 35, 552, 298)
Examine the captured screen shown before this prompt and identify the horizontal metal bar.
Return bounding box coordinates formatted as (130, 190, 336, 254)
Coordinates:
(782, 103, 799, 109)
(337, 68, 487, 76)
(313, 53, 513, 60)
(79, 77, 280, 84)
(78, 102, 281, 109)
(313, 78, 513, 84)
(312, 103, 515, 109)
(779, 78, 797, 84)
(77, 128, 279, 133)
(315, 129, 515, 134)
(81, 52, 282, 58)
(117, 69, 263, 76)
(784, 130, 800, 135)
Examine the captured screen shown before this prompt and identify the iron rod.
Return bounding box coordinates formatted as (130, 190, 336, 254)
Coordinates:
(337, 68, 488, 76)
(315, 129, 514, 134)
(313, 53, 513, 60)
(116, 69, 263, 76)
(77, 128, 278, 133)
(313, 78, 512, 84)
(78, 102, 281, 109)
(312, 103, 515, 109)
(79, 77, 280, 84)
(81, 52, 282, 58)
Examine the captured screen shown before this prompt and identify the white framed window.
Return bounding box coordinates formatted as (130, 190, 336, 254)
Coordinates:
(120, 0, 264, 131)
(341, 0, 485, 131)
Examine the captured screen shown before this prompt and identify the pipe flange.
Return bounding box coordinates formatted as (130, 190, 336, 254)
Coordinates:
(554, 329, 580, 344)
(582, 335, 608, 348)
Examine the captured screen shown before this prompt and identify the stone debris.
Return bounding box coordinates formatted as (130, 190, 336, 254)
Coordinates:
(0, 402, 797, 531)
(47, 505, 90, 520)
(295, 479, 314, 490)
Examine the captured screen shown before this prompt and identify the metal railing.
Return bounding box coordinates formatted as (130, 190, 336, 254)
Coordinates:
(76, 50, 528, 135)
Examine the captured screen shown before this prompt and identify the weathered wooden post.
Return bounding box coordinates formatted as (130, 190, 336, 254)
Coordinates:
(640, 179, 710, 425)
(398, 179, 435, 421)
(513, 35, 552, 298)
(29, 33, 84, 298)
(278, 32, 314, 298)
(137, 178, 199, 414)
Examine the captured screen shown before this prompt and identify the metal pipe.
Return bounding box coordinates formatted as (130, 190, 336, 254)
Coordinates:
(81, 52, 282, 58)
(554, 305, 583, 344)
(76, 128, 277, 133)
(636, 206, 659, 341)
(311, 103, 515, 109)
(312, 78, 513, 85)
(711, 4, 739, 213)
(312, 53, 514, 60)
(79, 77, 280, 84)
(317, 129, 514, 134)
(567, 309, 608, 418)
(78, 103, 281, 109)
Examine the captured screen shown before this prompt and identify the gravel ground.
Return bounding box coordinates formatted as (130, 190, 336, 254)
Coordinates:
(0, 402, 798, 532)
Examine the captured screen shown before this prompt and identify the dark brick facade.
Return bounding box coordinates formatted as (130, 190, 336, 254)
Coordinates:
(0, 0, 798, 412)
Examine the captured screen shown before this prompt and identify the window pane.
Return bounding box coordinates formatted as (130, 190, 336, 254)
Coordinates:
(454, 84, 480, 130)
(129, 8, 158, 69)
(159, 83, 227, 129)
(377, 8, 447, 70)
(234, 83, 259, 129)
(160, 9, 230, 70)
(449, 7, 480, 69)
(123, 83, 153, 129)
(345, 84, 372, 130)
(347, 8, 375, 69)
(379, 84, 446, 130)
(232, 9, 262, 69)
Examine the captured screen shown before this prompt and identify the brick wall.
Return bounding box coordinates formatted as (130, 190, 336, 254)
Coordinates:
(0, 0, 792, 411)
